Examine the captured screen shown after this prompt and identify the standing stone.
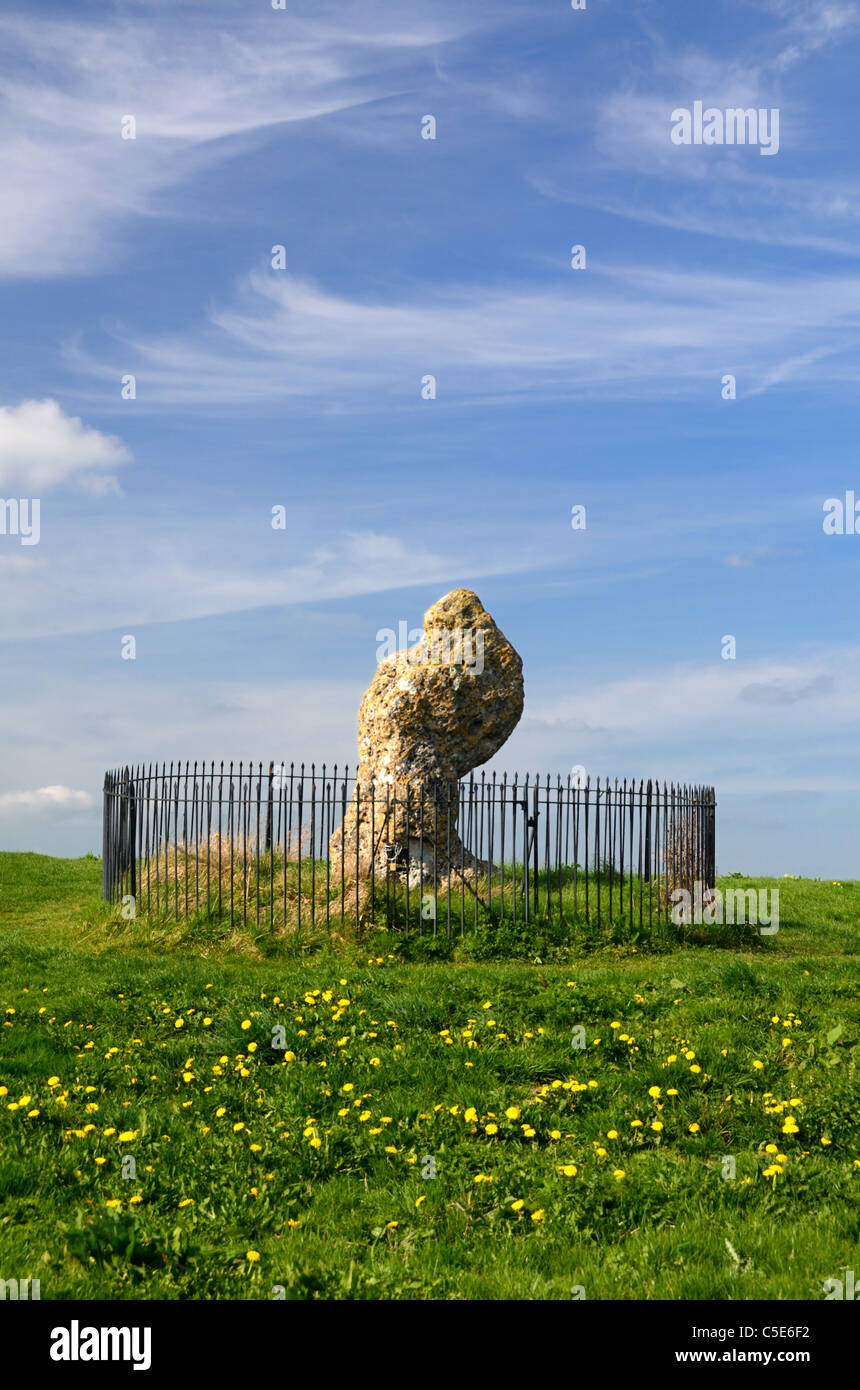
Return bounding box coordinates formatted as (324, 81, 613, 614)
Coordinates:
(329, 588, 524, 889)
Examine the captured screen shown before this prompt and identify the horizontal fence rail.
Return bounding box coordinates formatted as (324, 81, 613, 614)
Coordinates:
(102, 764, 716, 938)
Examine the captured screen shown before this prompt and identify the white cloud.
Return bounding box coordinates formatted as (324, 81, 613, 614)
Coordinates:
(67, 260, 860, 409)
(0, 399, 130, 492)
(723, 546, 773, 568)
(0, 2, 480, 277)
(534, 163, 860, 259)
(531, 0, 860, 256)
(0, 477, 812, 642)
(525, 652, 860, 743)
(766, 0, 860, 71)
(0, 784, 93, 814)
(0, 516, 550, 640)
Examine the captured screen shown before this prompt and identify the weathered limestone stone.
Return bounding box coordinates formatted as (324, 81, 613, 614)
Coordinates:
(329, 588, 523, 888)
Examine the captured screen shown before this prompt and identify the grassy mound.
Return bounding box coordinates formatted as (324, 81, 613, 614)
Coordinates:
(0, 853, 857, 1299)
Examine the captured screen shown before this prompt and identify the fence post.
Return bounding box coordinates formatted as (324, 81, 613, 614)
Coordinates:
(127, 767, 137, 901)
(266, 761, 274, 853)
(102, 772, 111, 901)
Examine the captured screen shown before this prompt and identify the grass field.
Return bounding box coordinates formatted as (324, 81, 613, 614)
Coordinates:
(0, 850, 858, 1300)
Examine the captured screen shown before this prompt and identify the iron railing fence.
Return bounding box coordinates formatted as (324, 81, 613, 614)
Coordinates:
(102, 763, 716, 936)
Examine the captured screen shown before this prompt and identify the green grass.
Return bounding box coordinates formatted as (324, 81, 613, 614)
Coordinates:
(0, 851, 858, 1300)
(70, 843, 765, 959)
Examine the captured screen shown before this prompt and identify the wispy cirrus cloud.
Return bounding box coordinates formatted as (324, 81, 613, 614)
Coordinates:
(0, 474, 819, 644)
(532, 0, 860, 254)
(0, 0, 482, 277)
(723, 545, 773, 568)
(67, 260, 860, 410)
(533, 164, 860, 259)
(762, 0, 860, 71)
(0, 519, 547, 641)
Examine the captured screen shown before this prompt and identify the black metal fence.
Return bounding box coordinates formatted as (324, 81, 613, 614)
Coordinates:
(102, 763, 715, 937)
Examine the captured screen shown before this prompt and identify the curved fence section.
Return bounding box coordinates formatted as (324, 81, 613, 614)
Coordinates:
(102, 763, 715, 936)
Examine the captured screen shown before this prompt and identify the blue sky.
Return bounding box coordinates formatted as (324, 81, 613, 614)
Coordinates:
(1, 0, 858, 876)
